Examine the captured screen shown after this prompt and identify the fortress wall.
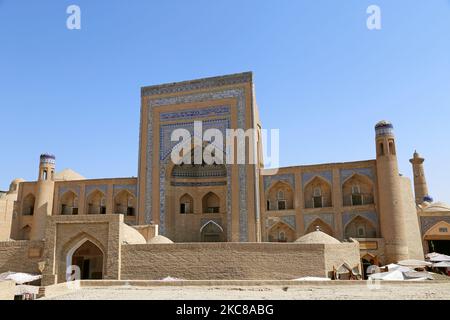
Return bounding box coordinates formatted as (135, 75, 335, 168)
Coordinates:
(121, 243, 338, 280)
(0, 241, 44, 274)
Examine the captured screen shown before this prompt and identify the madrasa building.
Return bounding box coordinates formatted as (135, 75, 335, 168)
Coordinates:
(0, 72, 449, 284)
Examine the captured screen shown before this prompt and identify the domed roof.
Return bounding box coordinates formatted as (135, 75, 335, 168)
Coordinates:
(122, 223, 146, 244)
(40, 153, 55, 159)
(375, 120, 393, 129)
(54, 169, 85, 181)
(295, 229, 341, 244)
(11, 178, 25, 184)
(422, 202, 450, 213)
(148, 235, 174, 244)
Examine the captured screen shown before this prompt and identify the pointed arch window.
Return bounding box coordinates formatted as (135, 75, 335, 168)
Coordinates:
(202, 192, 220, 214)
(180, 194, 194, 214)
(313, 187, 323, 208)
(114, 190, 136, 216)
(276, 190, 286, 210)
(351, 185, 363, 206)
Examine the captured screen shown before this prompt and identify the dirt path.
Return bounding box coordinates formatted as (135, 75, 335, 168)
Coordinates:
(43, 282, 450, 300)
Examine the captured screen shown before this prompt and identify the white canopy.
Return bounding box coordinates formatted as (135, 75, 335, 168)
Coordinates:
(369, 269, 433, 281)
(433, 261, 450, 268)
(429, 254, 450, 262)
(369, 270, 405, 281)
(0, 272, 41, 285)
(384, 263, 412, 273)
(397, 259, 432, 268)
(426, 252, 440, 259)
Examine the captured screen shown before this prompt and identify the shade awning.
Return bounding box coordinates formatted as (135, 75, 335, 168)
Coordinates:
(429, 254, 450, 262)
(384, 263, 413, 273)
(433, 261, 450, 268)
(369, 270, 405, 281)
(397, 259, 433, 268)
(0, 272, 42, 285)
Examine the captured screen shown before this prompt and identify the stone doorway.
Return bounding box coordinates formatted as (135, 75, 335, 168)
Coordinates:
(70, 240, 104, 280)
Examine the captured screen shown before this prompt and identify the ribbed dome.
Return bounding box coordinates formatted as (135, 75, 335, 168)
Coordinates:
(375, 120, 393, 129)
(148, 235, 174, 244)
(295, 229, 340, 244)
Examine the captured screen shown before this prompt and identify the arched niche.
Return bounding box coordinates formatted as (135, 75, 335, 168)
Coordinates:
(179, 193, 194, 214)
(342, 174, 374, 207)
(202, 192, 221, 214)
(266, 181, 294, 211)
(67, 239, 104, 280)
(86, 190, 106, 215)
(114, 190, 136, 216)
(267, 221, 296, 242)
(200, 220, 225, 242)
(344, 215, 377, 238)
(305, 218, 334, 236)
(60, 191, 79, 215)
(304, 177, 332, 209)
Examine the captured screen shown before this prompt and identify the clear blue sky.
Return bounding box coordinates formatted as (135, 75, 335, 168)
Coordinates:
(1, 0, 449, 203)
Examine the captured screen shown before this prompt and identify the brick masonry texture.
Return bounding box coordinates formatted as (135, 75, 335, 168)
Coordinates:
(120, 242, 360, 280)
(0, 240, 44, 274)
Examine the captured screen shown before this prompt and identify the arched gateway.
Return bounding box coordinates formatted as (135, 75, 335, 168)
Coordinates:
(67, 239, 104, 280)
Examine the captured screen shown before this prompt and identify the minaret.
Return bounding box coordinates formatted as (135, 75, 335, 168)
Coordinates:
(409, 151, 429, 205)
(375, 121, 409, 263)
(30, 154, 56, 240)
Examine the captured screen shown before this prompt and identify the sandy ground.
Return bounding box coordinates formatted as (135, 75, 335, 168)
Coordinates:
(42, 282, 450, 300)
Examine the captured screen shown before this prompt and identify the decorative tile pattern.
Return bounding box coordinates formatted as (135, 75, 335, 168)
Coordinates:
(420, 216, 450, 234)
(281, 215, 296, 230)
(170, 181, 227, 187)
(340, 168, 374, 185)
(142, 72, 252, 96)
(159, 118, 230, 161)
(263, 174, 295, 192)
(58, 186, 80, 197)
(145, 87, 249, 241)
(85, 185, 107, 196)
(113, 184, 137, 197)
(342, 211, 379, 229)
(303, 213, 335, 230)
(160, 105, 230, 122)
(266, 216, 296, 231)
(302, 171, 332, 187)
(226, 164, 232, 240)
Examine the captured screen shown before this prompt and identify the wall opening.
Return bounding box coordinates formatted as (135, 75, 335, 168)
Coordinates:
(69, 240, 104, 280)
